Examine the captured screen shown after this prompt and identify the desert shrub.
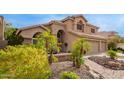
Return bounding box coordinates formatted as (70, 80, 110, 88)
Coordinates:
(107, 50, 117, 60)
(5, 27, 24, 46)
(108, 42, 117, 50)
(60, 72, 80, 79)
(117, 47, 124, 53)
(0, 45, 52, 79)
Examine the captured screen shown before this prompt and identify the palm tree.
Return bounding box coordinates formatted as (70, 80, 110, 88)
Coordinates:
(72, 38, 90, 68)
(36, 30, 60, 64)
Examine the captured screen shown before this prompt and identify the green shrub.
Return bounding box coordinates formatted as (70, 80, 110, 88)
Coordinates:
(107, 50, 117, 60)
(108, 42, 117, 50)
(0, 45, 52, 79)
(117, 47, 124, 53)
(5, 27, 24, 46)
(60, 72, 80, 79)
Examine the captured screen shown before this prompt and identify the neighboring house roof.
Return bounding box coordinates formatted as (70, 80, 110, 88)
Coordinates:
(69, 31, 107, 40)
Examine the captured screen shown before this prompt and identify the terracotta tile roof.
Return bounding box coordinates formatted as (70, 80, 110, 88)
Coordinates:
(18, 24, 48, 31)
(69, 31, 107, 40)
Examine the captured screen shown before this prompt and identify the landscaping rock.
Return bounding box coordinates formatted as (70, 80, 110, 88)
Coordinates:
(88, 56, 124, 70)
(50, 61, 103, 79)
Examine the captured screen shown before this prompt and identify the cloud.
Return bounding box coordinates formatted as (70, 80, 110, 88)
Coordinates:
(85, 14, 124, 36)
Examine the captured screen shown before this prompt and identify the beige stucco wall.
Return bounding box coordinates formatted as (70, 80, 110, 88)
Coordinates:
(63, 17, 98, 34)
(86, 25, 98, 34)
(20, 27, 45, 38)
(63, 20, 74, 31)
(73, 17, 87, 32)
(64, 32, 107, 54)
(19, 27, 47, 44)
(51, 23, 66, 35)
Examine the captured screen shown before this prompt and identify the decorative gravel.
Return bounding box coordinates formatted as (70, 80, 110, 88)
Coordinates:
(88, 56, 124, 70)
(50, 61, 103, 79)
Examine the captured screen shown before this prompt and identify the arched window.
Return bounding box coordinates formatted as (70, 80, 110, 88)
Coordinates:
(57, 30, 64, 43)
(33, 32, 41, 44)
(77, 20, 84, 31)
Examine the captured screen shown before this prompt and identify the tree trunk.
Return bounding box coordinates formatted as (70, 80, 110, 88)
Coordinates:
(76, 58, 81, 68)
(73, 57, 76, 67)
(45, 39, 48, 51)
(49, 50, 53, 65)
(75, 47, 83, 68)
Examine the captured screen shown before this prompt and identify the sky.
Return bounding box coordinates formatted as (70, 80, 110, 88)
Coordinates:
(1, 14, 124, 36)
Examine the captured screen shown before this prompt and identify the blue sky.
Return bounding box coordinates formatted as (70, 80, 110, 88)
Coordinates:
(1, 14, 124, 36)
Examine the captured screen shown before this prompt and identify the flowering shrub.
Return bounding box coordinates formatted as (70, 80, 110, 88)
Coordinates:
(0, 45, 52, 79)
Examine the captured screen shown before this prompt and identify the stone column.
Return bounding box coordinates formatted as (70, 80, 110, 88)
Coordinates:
(0, 16, 4, 41)
(0, 16, 7, 48)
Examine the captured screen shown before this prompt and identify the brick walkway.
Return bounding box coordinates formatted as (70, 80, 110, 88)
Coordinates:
(85, 59, 124, 79)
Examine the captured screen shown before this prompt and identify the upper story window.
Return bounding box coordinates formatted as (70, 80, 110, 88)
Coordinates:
(91, 28, 95, 33)
(77, 21, 84, 31)
(77, 24, 83, 30)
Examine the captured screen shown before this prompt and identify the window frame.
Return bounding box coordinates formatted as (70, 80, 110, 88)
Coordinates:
(76, 21, 84, 31)
(91, 28, 95, 33)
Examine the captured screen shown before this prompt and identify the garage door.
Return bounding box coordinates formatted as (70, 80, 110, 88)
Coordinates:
(101, 42, 106, 52)
(89, 41, 99, 54)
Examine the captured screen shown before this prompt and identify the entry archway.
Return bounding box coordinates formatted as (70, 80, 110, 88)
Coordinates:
(57, 30, 66, 52)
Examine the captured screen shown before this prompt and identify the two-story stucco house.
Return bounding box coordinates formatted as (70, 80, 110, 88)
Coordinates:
(16, 15, 107, 54)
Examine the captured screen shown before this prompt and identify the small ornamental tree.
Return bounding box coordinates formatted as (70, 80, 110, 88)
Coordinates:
(108, 36, 119, 50)
(108, 42, 117, 50)
(36, 30, 60, 64)
(5, 26, 24, 46)
(72, 38, 90, 68)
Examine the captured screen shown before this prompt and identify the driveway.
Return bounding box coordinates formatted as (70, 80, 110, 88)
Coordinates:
(84, 53, 124, 79)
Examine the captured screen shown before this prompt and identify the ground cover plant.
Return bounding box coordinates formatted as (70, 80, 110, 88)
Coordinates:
(60, 71, 80, 79)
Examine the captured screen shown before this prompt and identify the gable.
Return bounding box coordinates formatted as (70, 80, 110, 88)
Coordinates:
(74, 16, 87, 25)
